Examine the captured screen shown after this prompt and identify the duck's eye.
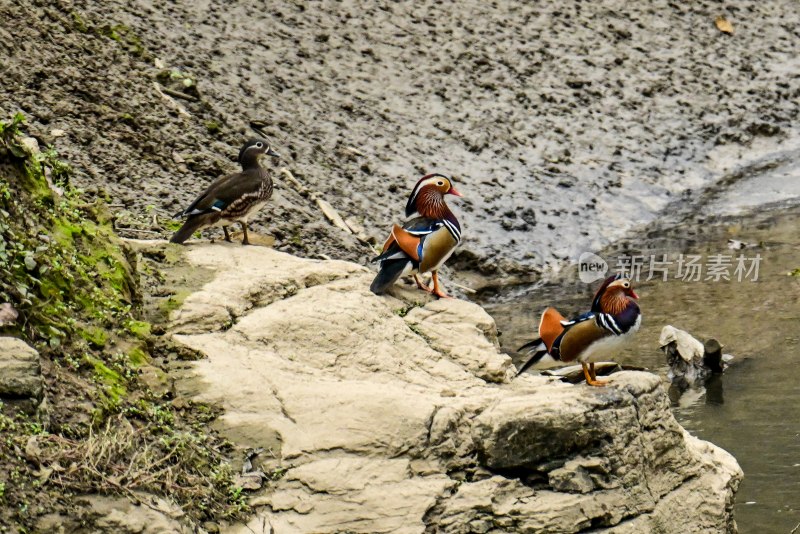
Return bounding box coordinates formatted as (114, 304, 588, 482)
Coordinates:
(256, 142, 263, 148)
(623, 282, 630, 288)
(437, 181, 444, 186)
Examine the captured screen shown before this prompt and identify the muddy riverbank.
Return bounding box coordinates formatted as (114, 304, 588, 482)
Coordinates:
(2, 0, 800, 281)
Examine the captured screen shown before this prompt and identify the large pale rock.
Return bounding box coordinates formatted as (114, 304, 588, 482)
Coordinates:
(35, 494, 191, 534)
(164, 244, 741, 533)
(239, 458, 453, 534)
(405, 298, 511, 383)
(0, 337, 44, 401)
(169, 244, 367, 335)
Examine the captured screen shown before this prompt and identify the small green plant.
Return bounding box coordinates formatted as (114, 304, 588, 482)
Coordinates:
(70, 11, 88, 32)
(98, 24, 146, 57)
(38, 146, 73, 185)
(393, 302, 423, 318)
(0, 112, 24, 139)
(267, 466, 288, 481)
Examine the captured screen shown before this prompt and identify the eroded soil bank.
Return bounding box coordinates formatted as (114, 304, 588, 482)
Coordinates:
(2, 0, 799, 282)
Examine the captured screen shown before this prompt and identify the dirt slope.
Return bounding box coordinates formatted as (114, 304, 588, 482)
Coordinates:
(2, 0, 798, 281)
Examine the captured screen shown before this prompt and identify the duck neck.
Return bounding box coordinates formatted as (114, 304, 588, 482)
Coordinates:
(600, 290, 633, 316)
(416, 189, 456, 224)
(239, 154, 263, 171)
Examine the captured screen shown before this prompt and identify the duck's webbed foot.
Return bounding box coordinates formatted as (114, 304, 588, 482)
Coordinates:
(431, 271, 451, 299)
(583, 363, 608, 387)
(414, 274, 432, 292)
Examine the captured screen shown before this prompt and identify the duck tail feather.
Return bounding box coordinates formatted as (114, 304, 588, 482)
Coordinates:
(515, 338, 550, 377)
(370, 259, 411, 295)
(170, 213, 214, 244)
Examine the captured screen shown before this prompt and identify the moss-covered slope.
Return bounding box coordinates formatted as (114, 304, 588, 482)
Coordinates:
(0, 114, 247, 530)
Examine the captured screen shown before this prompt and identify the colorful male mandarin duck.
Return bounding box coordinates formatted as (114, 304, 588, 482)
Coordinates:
(370, 173, 463, 298)
(516, 274, 641, 386)
(170, 138, 279, 245)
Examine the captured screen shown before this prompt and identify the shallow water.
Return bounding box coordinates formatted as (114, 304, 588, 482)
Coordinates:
(477, 199, 800, 532)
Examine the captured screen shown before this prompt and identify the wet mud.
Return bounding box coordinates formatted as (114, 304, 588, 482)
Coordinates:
(2, 0, 800, 282)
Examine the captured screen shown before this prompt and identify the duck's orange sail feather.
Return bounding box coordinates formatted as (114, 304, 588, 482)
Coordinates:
(538, 307, 566, 352)
(391, 224, 421, 261)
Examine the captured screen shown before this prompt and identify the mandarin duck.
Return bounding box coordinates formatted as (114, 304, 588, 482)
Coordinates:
(170, 138, 279, 245)
(516, 274, 641, 386)
(370, 173, 463, 298)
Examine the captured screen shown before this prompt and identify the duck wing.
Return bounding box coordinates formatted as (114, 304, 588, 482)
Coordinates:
(176, 169, 264, 218)
(374, 217, 442, 262)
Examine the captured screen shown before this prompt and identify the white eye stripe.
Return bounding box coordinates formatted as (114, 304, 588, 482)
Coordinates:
(423, 177, 448, 188)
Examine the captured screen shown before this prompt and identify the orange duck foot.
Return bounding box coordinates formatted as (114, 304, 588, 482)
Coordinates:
(414, 274, 432, 292)
(582, 363, 608, 387)
(431, 272, 451, 299)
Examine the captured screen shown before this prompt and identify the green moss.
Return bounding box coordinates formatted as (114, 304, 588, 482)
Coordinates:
(0, 114, 250, 528)
(99, 24, 146, 57)
(128, 346, 149, 367)
(126, 320, 151, 339)
(163, 219, 183, 232)
(79, 326, 108, 349)
(88, 357, 127, 407)
(21, 160, 54, 202)
(70, 11, 88, 33)
(394, 302, 423, 317)
(205, 121, 221, 134)
(52, 217, 83, 248)
(407, 323, 429, 340)
(159, 288, 192, 315)
(0, 113, 137, 353)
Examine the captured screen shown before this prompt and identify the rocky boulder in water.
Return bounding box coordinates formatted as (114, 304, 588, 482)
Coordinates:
(159, 244, 741, 533)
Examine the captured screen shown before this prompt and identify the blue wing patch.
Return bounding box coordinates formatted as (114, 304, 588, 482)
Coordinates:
(187, 198, 227, 216)
(561, 311, 595, 326)
(404, 220, 443, 236)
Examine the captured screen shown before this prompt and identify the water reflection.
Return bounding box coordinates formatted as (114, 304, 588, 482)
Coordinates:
(667, 374, 724, 408)
(476, 205, 800, 533)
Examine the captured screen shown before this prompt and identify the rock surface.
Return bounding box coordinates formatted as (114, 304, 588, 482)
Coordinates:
(167, 244, 741, 533)
(0, 337, 44, 405)
(34, 493, 190, 534)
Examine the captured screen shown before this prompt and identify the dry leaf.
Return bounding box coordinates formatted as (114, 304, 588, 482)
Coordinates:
(35, 467, 54, 484)
(715, 15, 734, 34)
(25, 436, 42, 463)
